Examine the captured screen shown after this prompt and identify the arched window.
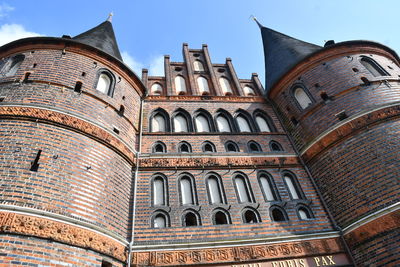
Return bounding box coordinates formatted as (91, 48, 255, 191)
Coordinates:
(213, 209, 230, 225)
(258, 172, 279, 201)
(225, 141, 239, 152)
(206, 174, 224, 204)
(183, 210, 200, 226)
(152, 175, 167, 206)
(270, 206, 288, 222)
(152, 212, 169, 228)
(195, 114, 211, 132)
(151, 83, 163, 95)
(197, 76, 210, 95)
(242, 208, 260, 223)
(152, 141, 167, 153)
(293, 86, 312, 110)
(297, 206, 313, 220)
(255, 116, 271, 132)
(179, 175, 196, 205)
(234, 174, 253, 203)
(173, 114, 188, 132)
(269, 141, 283, 152)
(243, 86, 255, 96)
(236, 115, 252, 132)
(248, 141, 262, 153)
(202, 141, 216, 153)
(216, 115, 232, 132)
(360, 57, 389, 77)
(96, 70, 115, 96)
(3, 54, 25, 76)
(219, 77, 233, 95)
(175, 75, 187, 95)
(150, 109, 169, 132)
(193, 60, 205, 71)
(178, 141, 192, 153)
(283, 172, 304, 200)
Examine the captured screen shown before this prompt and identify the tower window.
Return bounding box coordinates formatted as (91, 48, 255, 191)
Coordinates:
(236, 115, 252, 132)
(293, 86, 312, 110)
(207, 174, 224, 204)
(248, 141, 262, 153)
(74, 82, 82, 93)
(183, 211, 200, 226)
(283, 172, 304, 200)
(360, 56, 389, 77)
(259, 172, 279, 201)
(216, 115, 232, 132)
(179, 175, 196, 205)
(297, 206, 313, 220)
(2, 54, 25, 77)
(202, 141, 216, 153)
(152, 176, 167, 206)
(234, 174, 253, 203)
(152, 142, 166, 153)
(96, 70, 115, 96)
(269, 141, 283, 152)
(153, 212, 168, 228)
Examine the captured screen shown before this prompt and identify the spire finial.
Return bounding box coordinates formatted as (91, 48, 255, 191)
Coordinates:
(250, 15, 263, 29)
(107, 12, 113, 22)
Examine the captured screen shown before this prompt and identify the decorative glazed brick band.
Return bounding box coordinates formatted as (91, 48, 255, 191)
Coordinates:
(0, 211, 127, 261)
(146, 95, 266, 103)
(0, 105, 136, 164)
(301, 103, 400, 161)
(131, 237, 345, 266)
(139, 155, 299, 170)
(344, 208, 399, 248)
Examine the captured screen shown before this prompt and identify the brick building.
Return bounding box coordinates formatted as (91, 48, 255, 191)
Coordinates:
(0, 17, 398, 267)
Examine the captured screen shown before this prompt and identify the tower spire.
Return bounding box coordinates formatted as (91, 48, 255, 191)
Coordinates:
(250, 16, 263, 29)
(107, 12, 113, 22)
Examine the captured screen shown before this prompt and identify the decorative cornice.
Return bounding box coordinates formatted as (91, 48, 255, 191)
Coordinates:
(0, 104, 136, 164)
(131, 237, 345, 266)
(145, 95, 266, 103)
(139, 155, 300, 169)
(0, 211, 127, 261)
(301, 103, 400, 161)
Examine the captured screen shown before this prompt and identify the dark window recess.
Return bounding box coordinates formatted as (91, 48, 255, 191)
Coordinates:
(30, 149, 42, 172)
(388, 65, 393, 70)
(154, 144, 165, 153)
(204, 143, 213, 152)
(180, 144, 190, 153)
(352, 68, 359, 72)
(361, 77, 370, 86)
(291, 117, 298, 126)
(320, 92, 331, 102)
(270, 141, 283, 152)
(33, 63, 37, 68)
(226, 143, 238, 152)
(118, 105, 125, 116)
(74, 82, 82, 93)
(61, 49, 66, 55)
(175, 67, 182, 71)
(101, 260, 112, 267)
(335, 110, 348, 121)
(244, 210, 258, 223)
(184, 213, 198, 226)
(0, 97, 5, 102)
(23, 72, 31, 83)
(214, 211, 228, 225)
(314, 83, 320, 88)
(81, 72, 86, 77)
(271, 208, 286, 222)
(113, 127, 120, 134)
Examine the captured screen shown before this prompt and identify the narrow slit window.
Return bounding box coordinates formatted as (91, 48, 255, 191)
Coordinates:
(180, 176, 194, 205)
(259, 174, 277, 201)
(294, 86, 312, 109)
(153, 177, 165, 206)
(234, 175, 251, 203)
(207, 176, 223, 204)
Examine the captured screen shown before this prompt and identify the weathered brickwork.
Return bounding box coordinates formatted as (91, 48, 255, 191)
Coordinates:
(0, 235, 124, 267)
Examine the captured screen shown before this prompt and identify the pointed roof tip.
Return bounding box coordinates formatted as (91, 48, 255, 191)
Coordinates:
(73, 18, 122, 61)
(260, 26, 322, 91)
(107, 12, 113, 22)
(250, 16, 263, 29)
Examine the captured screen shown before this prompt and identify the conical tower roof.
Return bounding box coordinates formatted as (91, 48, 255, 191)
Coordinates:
(259, 25, 322, 90)
(73, 19, 122, 60)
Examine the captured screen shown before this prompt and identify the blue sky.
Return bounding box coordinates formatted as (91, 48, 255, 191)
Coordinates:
(0, 0, 399, 86)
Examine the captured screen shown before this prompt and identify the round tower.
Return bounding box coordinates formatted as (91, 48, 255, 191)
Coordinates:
(262, 26, 400, 266)
(0, 19, 144, 266)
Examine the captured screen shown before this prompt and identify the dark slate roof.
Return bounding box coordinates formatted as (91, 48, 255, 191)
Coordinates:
(260, 26, 322, 91)
(73, 20, 122, 60)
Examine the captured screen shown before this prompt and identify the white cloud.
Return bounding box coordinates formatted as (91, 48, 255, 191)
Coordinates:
(148, 55, 164, 76)
(0, 3, 14, 18)
(121, 51, 144, 75)
(0, 24, 41, 46)
(121, 51, 164, 77)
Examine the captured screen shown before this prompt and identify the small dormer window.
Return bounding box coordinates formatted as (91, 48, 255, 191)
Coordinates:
(360, 56, 389, 77)
(96, 70, 115, 96)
